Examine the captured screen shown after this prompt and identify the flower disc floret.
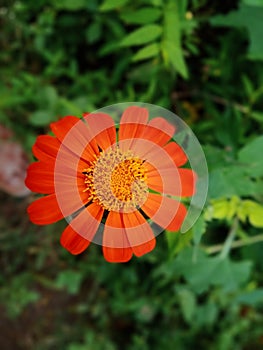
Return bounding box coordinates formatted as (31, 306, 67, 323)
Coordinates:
(83, 147, 148, 212)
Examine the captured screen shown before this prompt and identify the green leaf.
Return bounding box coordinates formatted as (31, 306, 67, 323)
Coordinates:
(120, 25, 162, 47)
(211, 4, 263, 60)
(250, 111, 263, 122)
(162, 40, 188, 78)
(176, 288, 196, 324)
(195, 302, 218, 326)
(120, 7, 161, 24)
(242, 75, 254, 97)
(163, 1, 180, 43)
(236, 288, 263, 306)
(210, 199, 230, 220)
(0, 273, 40, 318)
(174, 248, 252, 293)
(166, 230, 193, 257)
(41, 85, 58, 109)
(227, 196, 240, 220)
(237, 202, 248, 223)
(100, 0, 129, 11)
(208, 166, 260, 199)
(242, 0, 263, 6)
(132, 43, 159, 61)
(238, 135, 263, 177)
(55, 0, 88, 10)
(192, 215, 206, 245)
(203, 145, 230, 171)
(148, 0, 163, 5)
(29, 110, 55, 126)
(243, 200, 263, 227)
(162, 1, 188, 78)
(55, 270, 83, 295)
(205, 196, 240, 221)
(86, 21, 102, 44)
(58, 97, 83, 116)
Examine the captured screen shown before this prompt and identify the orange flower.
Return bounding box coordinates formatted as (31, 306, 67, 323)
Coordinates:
(26, 106, 196, 263)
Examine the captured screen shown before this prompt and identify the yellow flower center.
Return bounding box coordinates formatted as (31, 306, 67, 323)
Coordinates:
(83, 147, 148, 212)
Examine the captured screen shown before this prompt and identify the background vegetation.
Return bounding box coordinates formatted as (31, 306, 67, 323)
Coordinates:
(1, 0, 263, 349)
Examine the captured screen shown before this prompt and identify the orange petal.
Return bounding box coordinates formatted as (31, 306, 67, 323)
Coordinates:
(50, 116, 80, 142)
(141, 193, 187, 231)
(128, 122, 175, 159)
(134, 117, 175, 153)
(147, 166, 196, 197)
(128, 125, 174, 162)
(54, 155, 93, 216)
(71, 202, 103, 241)
(148, 117, 175, 140)
(54, 177, 89, 217)
(32, 135, 60, 162)
(103, 211, 133, 263)
(118, 106, 148, 150)
(50, 116, 98, 162)
(122, 211, 156, 257)
(83, 112, 116, 151)
(60, 202, 103, 254)
(25, 162, 54, 194)
(27, 194, 64, 225)
(120, 106, 149, 127)
(60, 225, 90, 255)
(163, 142, 188, 167)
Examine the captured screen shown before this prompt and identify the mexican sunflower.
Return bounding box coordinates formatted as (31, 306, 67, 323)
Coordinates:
(26, 106, 196, 263)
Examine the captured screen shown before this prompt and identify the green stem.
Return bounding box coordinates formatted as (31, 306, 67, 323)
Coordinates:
(205, 233, 263, 255)
(219, 217, 239, 259)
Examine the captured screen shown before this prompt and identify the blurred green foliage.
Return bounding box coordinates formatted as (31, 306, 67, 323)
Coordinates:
(1, 0, 263, 349)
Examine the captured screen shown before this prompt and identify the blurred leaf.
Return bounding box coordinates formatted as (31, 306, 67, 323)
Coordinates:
(55, 0, 88, 10)
(163, 1, 180, 43)
(0, 91, 24, 109)
(0, 274, 40, 318)
(211, 4, 263, 60)
(120, 7, 161, 24)
(242, 0, 263, 6)
(192, 215, 206, 245)
(162, 40, 188, 78)
(205, 196, 240, 221)
(67, 332, 117, 350)
(236, 288, 263, 306)
(196, 302, 218, 327)
(58, 97, 83, 116)
(238, 135, 263, 176)
(206, 197, 263, 228)
(55, 270, 83, 295)
(29, 110, 55, 126)
(208, 166, 259, 199)
(203, 145, 231, 170)
(149, 0, 163, 5)
(41, 85, 58, 109)
(250, 111, 263, 122)
(174, 248, 252, 293)
(176, 288, 196, 324)
(132, 43, 159, 61)
(166, 230, 192, 257)
(242, 200, 263, 227)
(162, 1, 188, 78)
(120, 25, 162, 47)
(100, 0, 129, 11)
(86, 21, 102, 44)
(242, 75, 254, 97)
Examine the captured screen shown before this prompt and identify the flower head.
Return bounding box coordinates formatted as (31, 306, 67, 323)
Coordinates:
(26, 105, 196, 262)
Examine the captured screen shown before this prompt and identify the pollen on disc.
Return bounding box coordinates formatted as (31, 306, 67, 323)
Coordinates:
(83, 147, 148, 212)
